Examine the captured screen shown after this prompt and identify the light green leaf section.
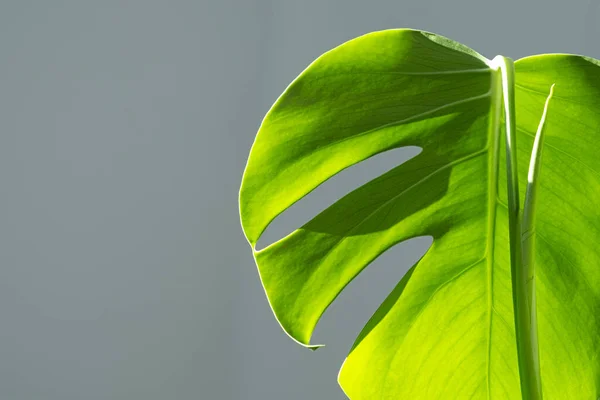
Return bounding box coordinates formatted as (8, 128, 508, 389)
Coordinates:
(513, 55, 600, 399)
(239, 29, 600, 399)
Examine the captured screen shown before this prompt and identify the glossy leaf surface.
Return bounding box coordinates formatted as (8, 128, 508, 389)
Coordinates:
(239, 29, 600, 399)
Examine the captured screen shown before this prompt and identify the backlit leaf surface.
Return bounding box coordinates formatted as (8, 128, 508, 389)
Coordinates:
(239, 29, 600, 399)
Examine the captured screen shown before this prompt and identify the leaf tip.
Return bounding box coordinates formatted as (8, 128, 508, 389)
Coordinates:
(308, 344, 325, 352)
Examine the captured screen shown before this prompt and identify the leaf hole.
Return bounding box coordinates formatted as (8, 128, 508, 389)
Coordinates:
(255, 146, 422, 251)
(311, 235, 433, 350)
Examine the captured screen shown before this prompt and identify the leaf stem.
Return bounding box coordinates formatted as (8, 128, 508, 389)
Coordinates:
(520, 83, 554, 398)
(494, 56, 545, 400)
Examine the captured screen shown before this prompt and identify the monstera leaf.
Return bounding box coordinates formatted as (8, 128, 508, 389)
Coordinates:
(239, 29, 600, 399)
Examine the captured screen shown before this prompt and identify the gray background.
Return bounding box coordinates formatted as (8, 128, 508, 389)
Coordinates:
(0, 0, 597, 399)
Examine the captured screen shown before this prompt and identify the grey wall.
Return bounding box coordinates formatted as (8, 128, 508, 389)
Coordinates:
(0, 1, 598, 399)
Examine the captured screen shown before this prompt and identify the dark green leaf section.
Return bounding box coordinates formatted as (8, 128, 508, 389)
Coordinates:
(240, 30, 490, 245)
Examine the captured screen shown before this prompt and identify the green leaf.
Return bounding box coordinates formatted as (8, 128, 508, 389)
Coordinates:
(514, 55, 600, 399)
(239, 29, 600, 399)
